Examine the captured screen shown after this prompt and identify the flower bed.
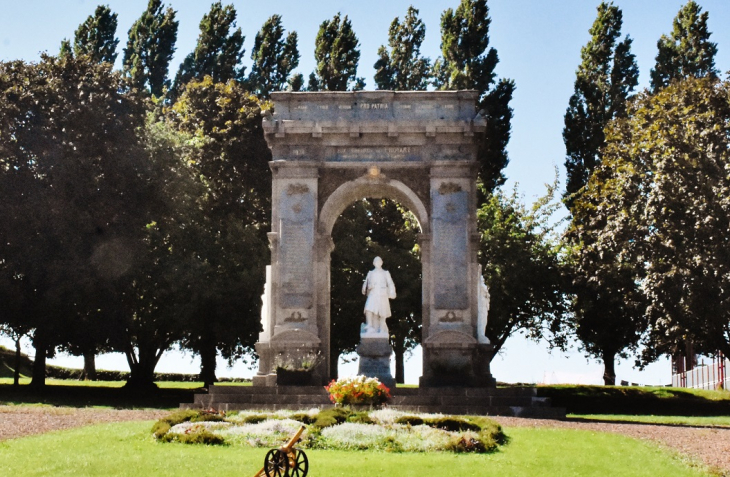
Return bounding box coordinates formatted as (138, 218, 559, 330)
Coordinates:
(325, 376, 391, 406)
(151, 408, 506, 453)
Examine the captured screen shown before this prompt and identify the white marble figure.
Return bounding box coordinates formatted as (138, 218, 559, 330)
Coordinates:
(477, 265, 491, 344)
(361, 257, 396, 337)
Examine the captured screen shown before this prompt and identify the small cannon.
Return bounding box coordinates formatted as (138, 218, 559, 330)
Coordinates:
(253, 425, 309, 477)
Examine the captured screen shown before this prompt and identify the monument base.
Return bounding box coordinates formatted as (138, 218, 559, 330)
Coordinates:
(356, 337, 396, 389)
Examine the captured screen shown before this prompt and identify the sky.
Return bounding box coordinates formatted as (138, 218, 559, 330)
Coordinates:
(1, 0, 729, 385)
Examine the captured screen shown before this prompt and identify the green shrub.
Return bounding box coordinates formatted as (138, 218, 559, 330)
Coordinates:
(238, 415, 268, 424)
(424, 417, 480, 432)
(444, 431, 488, 453)
(346, 411, 374, 424)
(313, 407, 352, 428)
(151, 409, 225, 440)
(177, 429, 226, 445)
(470, 417, 507, 445)
(394, 415, 424, 426)
(291, 413, 316, 425)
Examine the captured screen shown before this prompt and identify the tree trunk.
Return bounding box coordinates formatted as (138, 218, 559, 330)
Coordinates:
(199, 340, 217, 388)
(602, 350, 617, 386)
(393, 342, 405, 384)
(29, 335, 47, 388)
(124, 345, 162, 391)
(82, 350, 97, 381)
(13, 337, 21, 387)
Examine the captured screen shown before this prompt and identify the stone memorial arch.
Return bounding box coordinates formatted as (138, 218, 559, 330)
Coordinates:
(253, 91, 495, 387)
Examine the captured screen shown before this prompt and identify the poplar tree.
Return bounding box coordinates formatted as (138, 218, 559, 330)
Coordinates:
(563, 2, 641, 386)
(650, 1, 717, 93)
(71, 5, 119, 64)
(123, 0, 179, 97)
(248, 15, 300, 99)
(563, 1, 639, 205)
(307, 13, 364, 91)
(173, 2, 245, 96)
(434, 0, 514, 193)
(374, 6, 432, 91)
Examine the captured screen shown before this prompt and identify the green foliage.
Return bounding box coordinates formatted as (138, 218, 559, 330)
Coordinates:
(477, 178, 568, 357)
(248, 15, 299, 98)
(168, 77, 270, 386)
(424, 417, 481, 433)
(394, 415, 423, 426)
(563, 1, 639, 205)
(71, 5, 119, 64)
(151, 409, 225, 440)
(650, 1, 717, 92)
(0, 54, 151, 386)
(308, 13, 364, 91)
(577, 76, 730, 365)
(563, 3, 643, 386)
(312, 407, 352, 428)
(373, 6, 431, 91)
(172, 2, 245, 97)
(290, 413, 316, 425)
(123, 0, 179, 97)
(346, 411, 374, 425)
(434, 0, 513, 194)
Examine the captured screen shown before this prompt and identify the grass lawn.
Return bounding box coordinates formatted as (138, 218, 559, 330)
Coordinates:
(0, 421, 712, 477)
(570, 414, 730, 427)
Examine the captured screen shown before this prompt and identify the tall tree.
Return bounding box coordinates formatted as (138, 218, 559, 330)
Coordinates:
(170, 77, 271, 386)
(478, 180, 568, 359)
(563, 1, 639, 206)
(434, 0, 514, 194)
(123, 0, 179, 97)
(650, 1, 718, 93)
(307, 13, 364, 91)
(0, 55, 150, 387)
(586, 77, 730, 366)
(71, 5, 119, 64)
(562, 2, 641, 386)
(172, 2, 245, 96)
(248, 15, 300, 99)
(374, 6, 432, 91)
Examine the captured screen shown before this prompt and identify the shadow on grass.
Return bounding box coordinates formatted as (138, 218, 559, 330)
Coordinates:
(564, 416, 730, 429)
(0, 383, 204, 409)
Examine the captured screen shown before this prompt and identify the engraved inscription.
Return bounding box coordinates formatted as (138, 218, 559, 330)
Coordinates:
(338, 104, 352, 110)
(294, 105, 307, 110)
(439, 182, 463, 195)
(316, 105, 329, 110)
(359, 103, 389, 109)
(291, 149, 306, 156)
(281, 224, 312, 294)
(433, 221, 468, 309)
(397, 104, 412, 109)
(285, 311, 307, 323)
(336, 146, 414, 161)
(287, 183, 310, 195)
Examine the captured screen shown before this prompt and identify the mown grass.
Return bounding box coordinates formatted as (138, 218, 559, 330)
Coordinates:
(570, 414, 730, 427)
(0, 420, 711, 477)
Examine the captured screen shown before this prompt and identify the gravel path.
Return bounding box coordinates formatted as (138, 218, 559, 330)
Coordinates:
(0, 406, 168, 441)
(1, 408, 728, 475)
(493, 416, 730, 476)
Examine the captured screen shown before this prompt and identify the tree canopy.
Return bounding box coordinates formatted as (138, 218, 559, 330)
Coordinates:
(374, 6, 431, 91)
(123, 0, 179, 97)
(307, 13, 364, 91)
(248, 15, 300, 98)
(69, 5, 120, 64)
(650, 1, 718, 93)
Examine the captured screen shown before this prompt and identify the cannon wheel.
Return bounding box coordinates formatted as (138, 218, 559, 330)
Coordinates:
(289, 448, 308, 477)
(264, 449, 289, 477)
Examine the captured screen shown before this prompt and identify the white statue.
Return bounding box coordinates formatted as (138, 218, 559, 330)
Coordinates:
(361, 256, 396, 337)
(477, 265, 491, 344)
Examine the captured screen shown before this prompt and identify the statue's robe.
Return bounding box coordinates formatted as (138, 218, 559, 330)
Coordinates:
(362, 268, 396, 318)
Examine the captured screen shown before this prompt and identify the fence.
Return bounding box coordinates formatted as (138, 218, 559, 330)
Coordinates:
(672, 355, 728, 390)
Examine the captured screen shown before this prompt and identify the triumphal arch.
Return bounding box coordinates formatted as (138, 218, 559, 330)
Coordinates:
(253, 91, 495, 387)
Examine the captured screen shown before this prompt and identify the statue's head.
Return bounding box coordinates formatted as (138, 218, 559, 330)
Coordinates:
(373, 256, 383, 268)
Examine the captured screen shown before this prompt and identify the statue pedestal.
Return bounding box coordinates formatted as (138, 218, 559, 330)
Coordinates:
(356, 337, 396, 390)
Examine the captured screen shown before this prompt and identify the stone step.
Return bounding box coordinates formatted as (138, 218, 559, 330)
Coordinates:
(209, 385, 327, 395)
(181, 401, 565, 418)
